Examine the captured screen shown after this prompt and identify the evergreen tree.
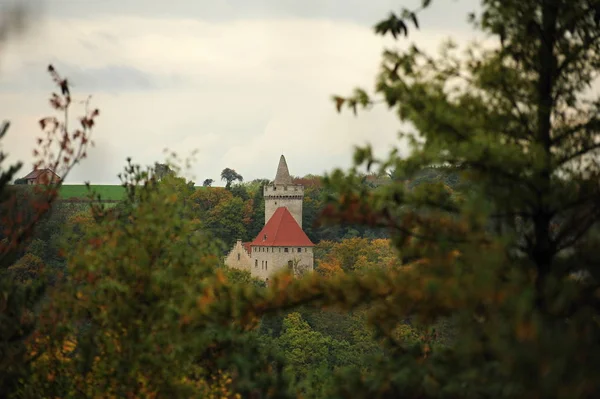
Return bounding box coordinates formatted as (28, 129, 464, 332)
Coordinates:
(319, 0, 600, 396)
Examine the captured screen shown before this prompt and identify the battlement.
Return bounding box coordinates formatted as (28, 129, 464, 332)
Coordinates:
(264, 184, 304, 198)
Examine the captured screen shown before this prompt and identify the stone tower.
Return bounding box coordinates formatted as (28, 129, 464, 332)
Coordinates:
(264, 155, 304, 227)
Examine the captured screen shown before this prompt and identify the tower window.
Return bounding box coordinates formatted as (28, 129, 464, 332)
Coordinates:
(265, 261, 268, 270)
(255, 259, 258, 268)
(298, 248, 302, 253)
(284, 248, 289, 253)
(288, 260, 293, 269)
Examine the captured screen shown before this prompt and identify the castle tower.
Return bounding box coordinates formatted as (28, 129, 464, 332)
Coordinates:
(264, 155, 304, 227)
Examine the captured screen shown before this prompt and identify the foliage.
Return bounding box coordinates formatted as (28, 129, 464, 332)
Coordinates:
(25, 162, 277, 398)
(0, 66, 99, 397)
(315, 237, 400, 274)
(153, 162, 174, 180)
(221, 168, 243, 189)
(322, 0, 600, 396)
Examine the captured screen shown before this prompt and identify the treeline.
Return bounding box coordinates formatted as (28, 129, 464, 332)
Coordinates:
(129, 172, 391, 251)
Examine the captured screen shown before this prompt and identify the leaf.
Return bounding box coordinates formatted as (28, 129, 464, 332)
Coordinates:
(410, 12, 419, 29)
(333, 96, 346, 113)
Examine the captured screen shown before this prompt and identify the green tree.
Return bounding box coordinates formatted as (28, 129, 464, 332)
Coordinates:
(202, 178, 214, 187)
(206, 196, 248, 249)
(273, 312, 340, 398)
(320, 0, 600, 397)
(221, 167, 243, 189)
(153, 162, 174, 181)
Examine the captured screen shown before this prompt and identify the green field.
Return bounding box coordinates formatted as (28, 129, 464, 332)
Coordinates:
(59, 185, 126, 201)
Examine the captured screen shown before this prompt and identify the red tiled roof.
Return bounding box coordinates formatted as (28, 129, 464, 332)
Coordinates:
(242, 242, 252, 255)
(251, 207, 314, 247)
(23, 168, 60, 180)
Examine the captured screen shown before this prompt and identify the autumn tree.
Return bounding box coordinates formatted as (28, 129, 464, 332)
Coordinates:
(0, 66, 99, 397)
(317, 0, 600, 396)
(26, 160, 286, 399)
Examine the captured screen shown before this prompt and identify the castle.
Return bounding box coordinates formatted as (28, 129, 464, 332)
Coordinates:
(224, 155, 314, 280)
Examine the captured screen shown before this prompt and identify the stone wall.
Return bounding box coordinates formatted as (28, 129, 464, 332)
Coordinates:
(250, 245, 313, 280)
(264, 184, 304, 227)
(223, 240, 252, 272)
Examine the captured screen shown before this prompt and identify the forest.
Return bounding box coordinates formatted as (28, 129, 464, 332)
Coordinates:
(2, 0, 600, 398)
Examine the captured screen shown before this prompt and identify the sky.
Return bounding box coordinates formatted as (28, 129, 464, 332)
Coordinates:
(0, 0, 481, 185)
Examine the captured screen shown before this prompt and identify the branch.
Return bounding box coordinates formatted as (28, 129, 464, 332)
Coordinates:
(556, 141, 600, 166)
(0, 67, 99, 265)
(554, 206, 600, 252)
(552, 116, 600, 147)
(373, 0, 432, 39)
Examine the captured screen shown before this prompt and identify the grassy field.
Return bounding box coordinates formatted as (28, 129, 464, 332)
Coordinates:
(59, 185, 126, 201)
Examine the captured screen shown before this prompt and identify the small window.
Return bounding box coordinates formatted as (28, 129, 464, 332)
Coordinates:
(273, 187, 277, 191)
(284, 248, 289, 253)
(298, 248, 302, 253)
(237, 253, 240, 261)
(288, 260, 293, 269)
(279, 248, 281, 253)
(265, 261, 268, 270)
(255, 259, 258, 268)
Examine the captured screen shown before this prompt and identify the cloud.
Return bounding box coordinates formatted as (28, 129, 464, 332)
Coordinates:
(41, 0, 480, 30)
(0, 62, 159, 92)
(0, 11, 482, 185)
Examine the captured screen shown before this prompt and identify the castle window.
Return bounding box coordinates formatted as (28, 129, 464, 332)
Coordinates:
(265, 261, 268, 270)
(273, 187, 277, 191)
(298, 248, 302, 253)
(288, 260, 293, 269)
(284, 248, 289, 253)
(237, 253, 240, 260)
(255, 260, 258, 268)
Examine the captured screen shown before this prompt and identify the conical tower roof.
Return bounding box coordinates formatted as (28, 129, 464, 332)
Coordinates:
(274, 154, 293, 185)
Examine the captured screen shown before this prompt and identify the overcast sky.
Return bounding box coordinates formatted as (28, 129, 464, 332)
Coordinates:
(1, 0, 481, 185)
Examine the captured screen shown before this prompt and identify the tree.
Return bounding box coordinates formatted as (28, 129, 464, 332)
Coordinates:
(318, 0, 600, 396)
(203, 178, 214, 187)
(221, 168, 243, 189)
(26, 160, 280, 399)
(153, 162, 174, 181)
(0, 66, 99, 397)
